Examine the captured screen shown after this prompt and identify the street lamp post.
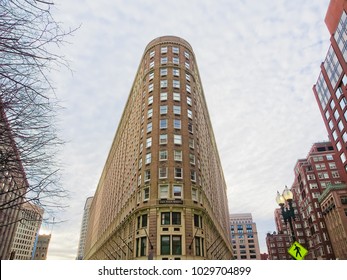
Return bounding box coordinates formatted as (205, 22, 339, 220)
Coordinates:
(276, 186, 296, 242)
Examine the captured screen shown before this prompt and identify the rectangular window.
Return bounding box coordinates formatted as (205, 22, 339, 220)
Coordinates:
(189, 138, 194, 149)
(160, 119, 168, 129)
(160, 134, 168, 144)
(161, 80, 168, 88)
(148, 95, 153, 105)
(174, 134, 182, 145)
(136, 236, 147, 257)
(147, 108, 153, 119)
(174, 119, 181, 129)
(172, 236, 182, 255)
(143, 187, 150, 200)
(160, 105, 168, 115)
(137, 214, 148, 229)
(147, 122, 152, 133)
(173, 80, 180, 88)
(186, 73, 190, 82)
(145, 153, 151, 164)
(188, 123, 193, 133)
(149, 61, 154, 69)
(149, 72, 154, 81)
(161, 212, 171, 225)
(184, 51, 190, 59)
(161, 57, 168, 64)
(192, 187, 198, 201)
(161, 46, 167, 54)
(159, 150, 168, 161)
(173, 68, 180, 76)
(195, 237, 203, 256)
(146, 137, 152, 148)
(174, 150, 182, 161)
(173, 105, 181, 115)
(173, 184, 182, 197)
(144, 170, 151, 182)
(186, 84, 191, 93)
(173, 92, 180, 101)
(160, 92, 168, 101)
(148, 84, 154, 92)
(150, 50, 155, 58)
(187, 109, 193, 119)
(159, 184, 169, 198)
(187, 96, 192, 106)
(160, 68, 168, 76)
(194, 214, 202, 228)
(172, 46, 179, 54)
(172, 212, 181, 225)
(191, 170, 196, 182)
(161, 236, 170, 255)
(173, 57, 179, 64)
(159, 167, 168, 179)
(185, 62, 190, 69)
(189, 154, 195, 165)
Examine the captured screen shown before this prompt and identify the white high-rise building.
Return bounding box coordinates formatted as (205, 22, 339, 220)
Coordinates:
(9, 202, 43, 260)
(230, 213, 261, 260)
(76, 196, 93, 260)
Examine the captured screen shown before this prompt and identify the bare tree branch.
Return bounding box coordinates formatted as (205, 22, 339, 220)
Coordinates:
(0, 0, 76, 258)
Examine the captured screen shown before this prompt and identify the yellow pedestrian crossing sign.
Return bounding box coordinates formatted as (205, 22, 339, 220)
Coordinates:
(288, 241, 308, 260)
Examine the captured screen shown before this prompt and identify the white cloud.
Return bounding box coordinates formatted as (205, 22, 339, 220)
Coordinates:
(44, 0, 331, 258)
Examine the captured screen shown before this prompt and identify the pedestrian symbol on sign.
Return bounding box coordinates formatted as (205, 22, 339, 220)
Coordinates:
(288, 241, 308, 260)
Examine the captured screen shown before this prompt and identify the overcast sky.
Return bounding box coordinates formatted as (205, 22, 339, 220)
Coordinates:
(44, 0, 332, 259)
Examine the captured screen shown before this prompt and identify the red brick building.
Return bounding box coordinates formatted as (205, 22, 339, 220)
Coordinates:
(313, 0, 347, 182)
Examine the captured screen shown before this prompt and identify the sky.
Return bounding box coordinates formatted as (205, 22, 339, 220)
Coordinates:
(44, 0, 332, 259)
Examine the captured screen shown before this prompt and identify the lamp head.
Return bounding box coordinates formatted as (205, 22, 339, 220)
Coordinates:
(282, 185, 293, 201)
(276, 191, 285, 206)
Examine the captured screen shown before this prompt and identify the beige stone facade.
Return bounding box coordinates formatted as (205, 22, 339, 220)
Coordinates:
(319, 184, 347, 259)
(230, 213, 261, 259)
(33, 234, 51, 260)
(84, 36, 232, 260)
(10, 202, 43, 260)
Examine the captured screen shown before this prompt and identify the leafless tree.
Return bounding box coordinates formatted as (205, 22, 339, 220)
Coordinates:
(0, 0, 74, 235)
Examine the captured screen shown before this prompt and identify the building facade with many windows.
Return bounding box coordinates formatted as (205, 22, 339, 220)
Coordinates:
(9, 202, 43, 260)
(230, 213, 261, 260)
(313, 0, 347, 181)
(0, 102, 29, 259)
(84, 36, 232, 260)
(291, 142, 341, 259)
(319, 183, 347, 259)
(76, 196, 93, 260)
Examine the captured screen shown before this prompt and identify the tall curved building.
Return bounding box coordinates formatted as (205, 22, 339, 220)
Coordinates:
(84, 36, 232, 260)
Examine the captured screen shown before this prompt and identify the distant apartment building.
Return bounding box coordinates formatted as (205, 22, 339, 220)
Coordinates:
(32, 234, 51, 260)
(9, 202, 43, 260)
(84, 36, 232, 260)
(291, 142, 341, 259)
(319, 183, 347, 259)
(230, 213, 261, 260)
(76, 196, 93, 260)
(0, 102, 29, 259)
(265, 231, 291, 260)
(312, 0, 347, 181)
